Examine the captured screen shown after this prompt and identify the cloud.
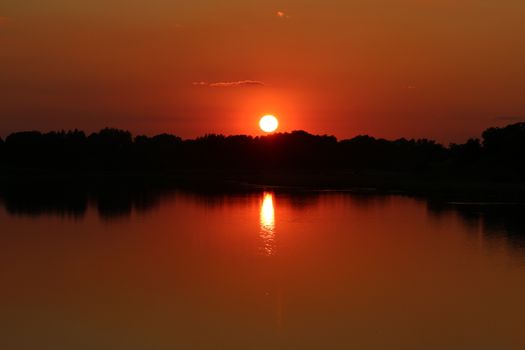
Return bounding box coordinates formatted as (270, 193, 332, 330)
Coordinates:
(209, 80, 265, 87)
(276, 11, 290, 19)
(192, 80, 265, 88)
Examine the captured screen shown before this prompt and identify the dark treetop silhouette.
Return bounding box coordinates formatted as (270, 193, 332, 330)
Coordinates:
(0, 123, 524, 200)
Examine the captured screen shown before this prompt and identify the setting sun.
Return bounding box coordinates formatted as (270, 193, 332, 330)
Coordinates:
(259, 115, 279, 133)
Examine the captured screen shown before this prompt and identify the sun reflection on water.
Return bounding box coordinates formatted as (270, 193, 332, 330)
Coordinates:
(260, 192, 276, 255)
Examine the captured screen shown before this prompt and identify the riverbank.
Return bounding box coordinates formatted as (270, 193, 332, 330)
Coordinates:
(1, 166, 524, 203)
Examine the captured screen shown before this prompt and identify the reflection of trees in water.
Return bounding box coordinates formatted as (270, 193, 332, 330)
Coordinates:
(339, 192, 392, 209)
(0, 184, 170, 220)
(0, 186, 269, 219)
(0, 187, 88, 218)
(164, 190, 326, 211)
(0, 186, 398, 220)
(427, 201, 525, 251)
(276, 192, 321, 210)
(181, 191, 256, 210)
(94, 186, 167, 220)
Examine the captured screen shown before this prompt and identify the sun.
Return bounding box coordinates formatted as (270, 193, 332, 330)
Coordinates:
(259, 115, 279, 133)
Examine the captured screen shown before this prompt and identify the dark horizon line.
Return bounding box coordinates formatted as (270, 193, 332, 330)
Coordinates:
(0, 125, 504, 147)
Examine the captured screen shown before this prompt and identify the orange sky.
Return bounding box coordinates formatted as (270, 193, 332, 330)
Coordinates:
(1, 0, 525, 142)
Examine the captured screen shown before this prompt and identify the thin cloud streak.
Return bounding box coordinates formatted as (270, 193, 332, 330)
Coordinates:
(192, 80, 265, 88)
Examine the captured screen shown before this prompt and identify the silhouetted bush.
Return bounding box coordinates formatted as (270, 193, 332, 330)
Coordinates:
(449, 138, 482, 165)
(482, 123, 525, 175)
(134, 133, 183, 170)
(339, 136, 446, 171)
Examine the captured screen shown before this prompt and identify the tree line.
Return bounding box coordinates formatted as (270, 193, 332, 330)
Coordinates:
(0, 123, 524, 180)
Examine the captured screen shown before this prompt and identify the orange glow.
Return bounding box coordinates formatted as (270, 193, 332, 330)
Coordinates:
(2, 1, 525, 141)
(259, 115, 279, 133)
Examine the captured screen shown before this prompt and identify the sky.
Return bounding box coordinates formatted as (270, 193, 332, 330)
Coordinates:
(1, 0, 525, 142)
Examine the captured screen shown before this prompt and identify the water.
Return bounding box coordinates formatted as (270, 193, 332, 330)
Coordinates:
(1, 190, 524, 350)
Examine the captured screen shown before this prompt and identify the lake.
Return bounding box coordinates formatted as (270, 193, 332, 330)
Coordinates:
(1, 190, 524, 349)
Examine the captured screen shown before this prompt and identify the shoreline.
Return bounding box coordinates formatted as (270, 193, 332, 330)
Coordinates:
(2, 167, 525, 203)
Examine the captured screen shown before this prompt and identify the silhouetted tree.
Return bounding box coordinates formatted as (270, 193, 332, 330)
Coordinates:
(4, 131, 44, 167)
(449, 138, 481, 165)
(134, 133, 183, 170)
(86, 128, 133, 170)
(481, 123, 525, 177)
(483, 123, 525, 151)
(88, 128, 132, 150)
(0, 122, 524, 184)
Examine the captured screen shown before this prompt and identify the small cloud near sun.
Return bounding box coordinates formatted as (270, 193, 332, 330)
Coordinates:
(276, 11, 290, 19)
(192, 80, 265, 88)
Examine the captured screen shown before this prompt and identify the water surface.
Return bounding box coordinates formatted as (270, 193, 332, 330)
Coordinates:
(1, 191, 524, 349)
